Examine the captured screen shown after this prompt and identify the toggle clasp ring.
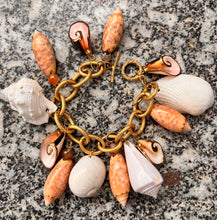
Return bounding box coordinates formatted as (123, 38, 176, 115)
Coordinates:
(121, 60, 143, 81)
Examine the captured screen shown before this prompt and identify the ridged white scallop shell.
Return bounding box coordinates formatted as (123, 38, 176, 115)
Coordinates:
(156, 74, 214, 116)
(124, 141, 163, 198)
(1, 78, 57, 125)
(68, 155, 106, 198)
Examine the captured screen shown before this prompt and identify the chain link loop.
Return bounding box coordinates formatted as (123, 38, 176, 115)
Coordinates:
(128, 110, 146, 136)
(54, 79, 79, 102)
(72, 69, 92, 88)
(79, 134, 103, 156)
(79, 61, 105, 78)
(67, 125, 90, 145)
(53, 111, 75, 133)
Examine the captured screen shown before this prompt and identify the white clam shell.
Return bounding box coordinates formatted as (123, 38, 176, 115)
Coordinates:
(155, 74, 214, 116)
(68, 155, 106, 198)
(124, 141, 163, 198)
(1, 78, 57, 125)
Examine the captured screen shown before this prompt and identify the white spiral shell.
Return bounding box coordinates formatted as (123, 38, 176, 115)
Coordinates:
(155, 74, 214, 116)
(1, 78, 57, 125)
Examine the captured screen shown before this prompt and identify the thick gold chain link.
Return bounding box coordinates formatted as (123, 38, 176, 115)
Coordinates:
(52, 57, 158, 155)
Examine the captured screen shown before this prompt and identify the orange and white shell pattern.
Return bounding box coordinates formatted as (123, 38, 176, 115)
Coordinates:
(102, 8, 124, 54)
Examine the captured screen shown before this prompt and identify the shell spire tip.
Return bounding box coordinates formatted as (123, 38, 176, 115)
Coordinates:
(33, 30, 39, 36)
(119, 198, 127, 208)
(44, 198, 52, 207)
(115, 7, 122, 12)
(183, 121, 191, 132)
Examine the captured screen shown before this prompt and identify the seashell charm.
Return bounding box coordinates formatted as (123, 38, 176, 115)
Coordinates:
(155, 74, 214, 116)
(144, 56, 181, 76)
(109, 153, 130, 207)
(124, 141, 163, 198)
(40, 130, 66, 169)
(68, 155, 106, 197)
(32, 30, 59, 85)
(137, 140, 165, 166)
(68, 21, 92, 57)
(150, 104, 191, 132)
(101, 8, 124, 61)
(1, 78, 57, 125)
(44, 157, 73, 206)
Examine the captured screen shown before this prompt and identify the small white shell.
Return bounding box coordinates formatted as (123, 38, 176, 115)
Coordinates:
(1, 78, 57, 125)
(68, 155, 106, 198)
(124, 141, 163, 198)
(155, 74, 214, 116)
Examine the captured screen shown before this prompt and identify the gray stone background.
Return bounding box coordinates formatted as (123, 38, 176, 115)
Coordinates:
(0, 0, 216, 219)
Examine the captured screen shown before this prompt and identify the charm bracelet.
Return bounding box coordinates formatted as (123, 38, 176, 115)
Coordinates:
(3, 8, 199, 207)
(41, 8, 183, 206)
(35, 8, 184, 207)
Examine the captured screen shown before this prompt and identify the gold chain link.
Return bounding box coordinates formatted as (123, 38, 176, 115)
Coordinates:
(51, 58, 158, 155)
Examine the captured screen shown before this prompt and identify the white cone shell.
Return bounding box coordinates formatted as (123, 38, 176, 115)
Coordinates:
(124, 141, 163, 198)
(155, 74, 214, 116)
(68, 155, 106, 198)
(1, 78, 57, 125)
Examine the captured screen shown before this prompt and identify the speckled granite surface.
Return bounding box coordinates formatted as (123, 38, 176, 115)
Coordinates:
(0, 0, 216, 219)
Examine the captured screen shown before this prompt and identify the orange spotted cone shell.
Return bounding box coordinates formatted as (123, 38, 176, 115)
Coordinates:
(32, 30, 58, 84)
(44, 158, 73, 206)
(150, 104, 191, 132)
(102, 8, 124, 54)
(109, 153, 130, 207)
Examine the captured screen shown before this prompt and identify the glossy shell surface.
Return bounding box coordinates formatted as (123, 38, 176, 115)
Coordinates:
(1, 78, 57, 125)
(124, 141, 163, 198)
(156, 74, 214, 116)
(144, 56, 181, 76)
(109, 153, 130, 207)
(43, 158, 73, 206)
(68, 155, 106, 198)
(32, 30, 56, 76)
(150, 104, 191, 132)
(137, 140, 165, 166)
(102, 8, 124, 54)
(40, 130, 66, 169)
(69, 21, 92, 55)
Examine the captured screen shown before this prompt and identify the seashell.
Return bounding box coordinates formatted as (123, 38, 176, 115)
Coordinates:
(124, 141, 163, 198)
(40, 130, 66, 169)
(69, 155, 106, 197)
(32, 30, 59, 85)
(150, 104, 191, 132)
(68, 21, 92, 56)
(44, 158, 73, 206)
(101, 8, 124, 61)
(144, 56, 181, 76)
(155, 74, 214, 116)
(109, 153, 130, 207)
(1, 78, 57, 125)
(137, 140, 165, 166)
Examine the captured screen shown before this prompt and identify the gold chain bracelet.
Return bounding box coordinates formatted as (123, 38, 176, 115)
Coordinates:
(52, 53, 159, 156)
